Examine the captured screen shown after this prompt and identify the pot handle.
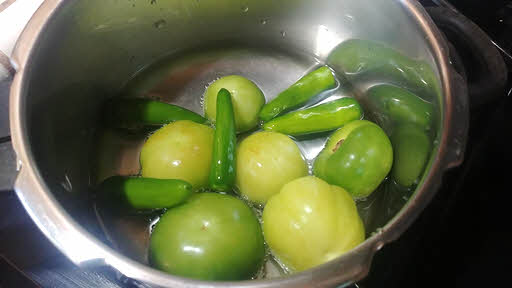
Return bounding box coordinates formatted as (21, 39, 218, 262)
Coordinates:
(0, 0, 44, 61)
(426, 6, 508, 110)
(0, 0, 45, 190)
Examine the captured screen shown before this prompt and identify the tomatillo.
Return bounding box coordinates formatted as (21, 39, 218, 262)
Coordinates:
(236, 131, 308, 204)
(150, 193, 265, 280)
(140, 120, 214, 188)
(204, 75, 265, 133)
(314, 120, 393, 198)
(263, 176, 365, 272)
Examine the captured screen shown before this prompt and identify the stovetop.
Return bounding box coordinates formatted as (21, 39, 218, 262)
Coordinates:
(0, 1, 510, 287)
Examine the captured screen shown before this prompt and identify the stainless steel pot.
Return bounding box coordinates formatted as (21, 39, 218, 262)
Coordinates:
(9, 0, 468, 287)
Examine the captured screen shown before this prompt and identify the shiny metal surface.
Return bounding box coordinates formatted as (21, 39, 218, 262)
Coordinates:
(0, 76, 11, 139)
(0, 141, 16, 192)
(9, 0, 467, 287)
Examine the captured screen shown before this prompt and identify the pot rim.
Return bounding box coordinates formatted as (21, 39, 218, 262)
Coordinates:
(8, 0, 466, 287)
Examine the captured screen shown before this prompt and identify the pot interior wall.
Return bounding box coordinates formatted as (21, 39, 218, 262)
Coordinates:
(20, 0, 441, 268)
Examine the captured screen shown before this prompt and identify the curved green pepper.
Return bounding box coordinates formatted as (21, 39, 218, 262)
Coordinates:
(103, 98, 207, 129)
(259, 66, 336, 122)
(262, 97, 362, 136)
(313, 120, 393, 198)
(209, 88, 237, 191)
(365, 84, 434, 133)
(327, 39, 440, 100)
(99, 176, 192, 211)
(390, 124, 431, 187)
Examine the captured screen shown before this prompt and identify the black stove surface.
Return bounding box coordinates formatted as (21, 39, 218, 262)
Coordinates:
(0, 1, 510, 287)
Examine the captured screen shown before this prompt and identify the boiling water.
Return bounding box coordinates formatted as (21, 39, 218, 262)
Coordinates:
(94, 44, 416, 278)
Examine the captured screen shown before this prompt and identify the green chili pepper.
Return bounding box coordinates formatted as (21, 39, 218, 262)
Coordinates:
(262, 97, 362, 136)
(259, 66, 336, 122)
(99, 176, 192, 211)
(327, 39, 440, 100)
(104, 98, 207, 129)
(366, 84, 434, 133)
(208, 88, 237, 191)
(390, 124, 431, 187)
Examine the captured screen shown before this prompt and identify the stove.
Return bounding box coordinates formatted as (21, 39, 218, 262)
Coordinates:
(0, 1, 509, 287)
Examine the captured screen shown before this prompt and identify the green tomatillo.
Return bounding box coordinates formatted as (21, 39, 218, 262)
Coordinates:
(149, 193, 265, 280)
(204, 75, 265, 133)
(140, 120, 214, 189)
(314, 120, 393, 198)
(263, 176, 364, 272)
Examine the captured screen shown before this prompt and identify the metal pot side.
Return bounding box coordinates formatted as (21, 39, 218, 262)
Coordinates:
(9, 0, 468, 287)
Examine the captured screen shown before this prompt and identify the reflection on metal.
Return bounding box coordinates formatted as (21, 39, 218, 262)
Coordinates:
(315, 25, 342, 58)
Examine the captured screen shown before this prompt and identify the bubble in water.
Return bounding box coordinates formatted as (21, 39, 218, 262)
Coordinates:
(153, 19, 166, 29)
(252, 259, 267, 280)
(306, 161, 314, 174)
(260, 19, 267, 25)
(280, 30, 286, 37)
(199, 93, 205, 109)
(149, 216, 161, 234)
(241, 6, 249, 13)
(271, 255, 293, 275)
